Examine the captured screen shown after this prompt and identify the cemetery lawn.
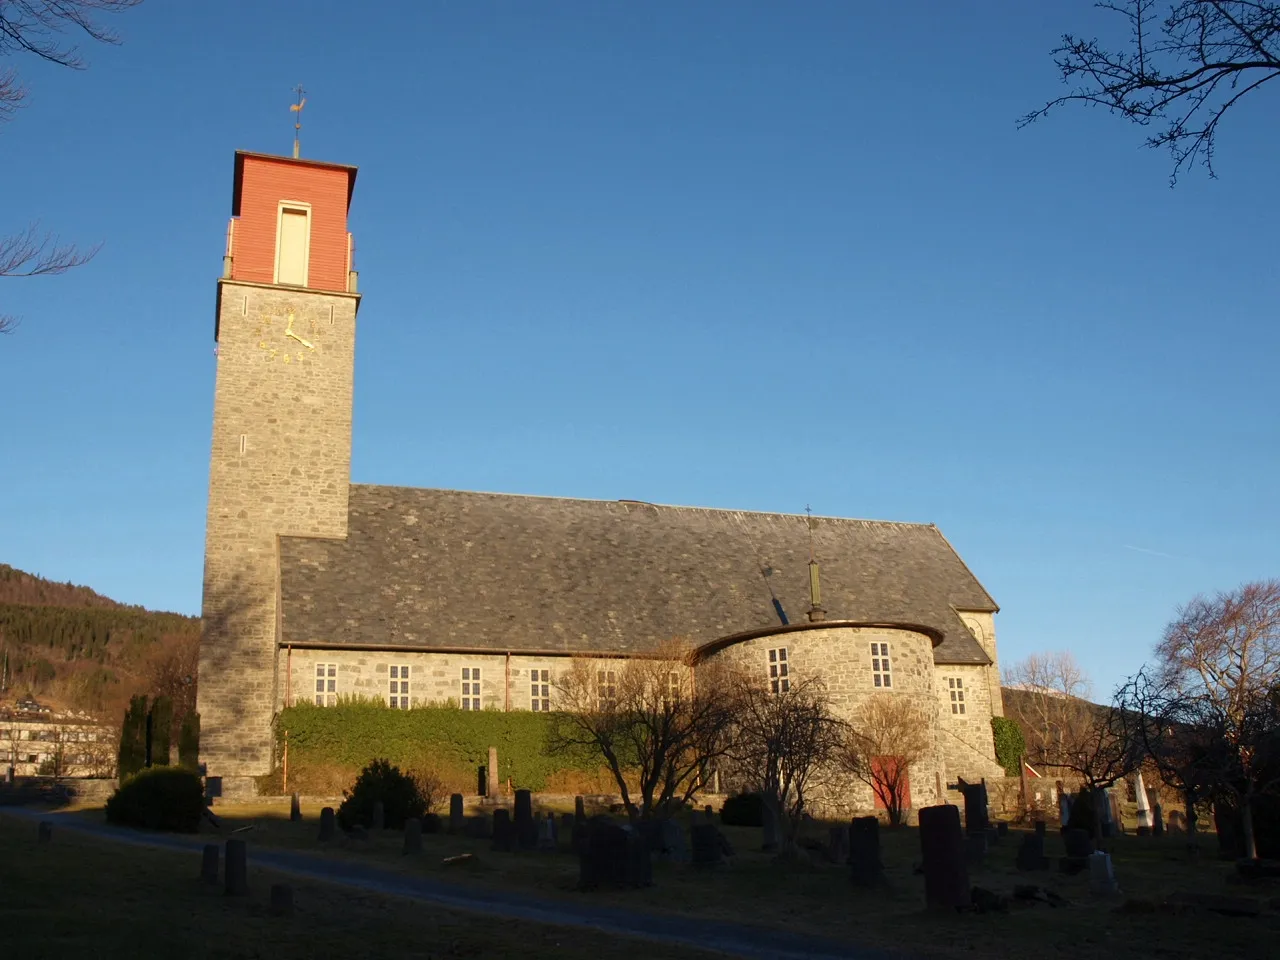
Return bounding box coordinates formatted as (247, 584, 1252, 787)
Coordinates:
(182, 800, 1280, 960)
(0, 813, 719, 960)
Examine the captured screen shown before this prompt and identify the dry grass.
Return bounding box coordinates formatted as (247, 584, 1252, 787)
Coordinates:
(146, 800, 1280, 960)
(0, 812, 720, 960)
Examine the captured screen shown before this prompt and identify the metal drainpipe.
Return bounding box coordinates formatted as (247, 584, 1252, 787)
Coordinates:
(286, 645, 292, 708)
(504, 652, 512, 711)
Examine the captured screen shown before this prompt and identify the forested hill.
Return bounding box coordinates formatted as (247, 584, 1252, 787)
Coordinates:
(0, 564, 199, 724)
(0, 563, 126, 609)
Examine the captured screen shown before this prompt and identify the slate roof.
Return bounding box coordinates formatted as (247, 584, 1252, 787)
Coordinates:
(278, 485, 998, 665)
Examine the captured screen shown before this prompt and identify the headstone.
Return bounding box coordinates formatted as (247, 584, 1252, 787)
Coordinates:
(659, 818, 688, 861)
(403, 817, 423, 855)
(289, 792, 301, 822)
(200, 843, 219, 883)
(37, 821, 52, 843)
(996, 821, 1009, 838)
(514, 789, 536, 849)
(1109, 791, 1123, 834)
(918, 805, 970, 909)
(1089, 851, 1121, 896)
(224, 838, 249, 896)
(849, 815, 883, 887)
(962, 783, 989, 836)
(4, 765, 13, 784)
(318, 806, 336, 841)
(578, 819, 652, 889)
(827, 824, 849, 865)
(761, 802, 780, 851)
(537, 813, 557, 852)
(449, 793, 464, 833)
(1094, 788, 1114, 838)
(269, 883, 294, 916)
(690, 822, 722, 867)
(1152, 803, 1164, 838)
(462, 814, 491, 839)
(1016, 831, 1050, 871)
(372, 800, 385, 831)
(1134, 772, 1151, 828)
(703, 804, 714, 821)
(422, 813, 441, 834)
(1168, 809, 1186, 834)
(574, 795, 586, 822)
(1058, 787, 1072, 826)
(491, 809, 514, 852)
(560, 813, 575, 845)
(1136, 826, 1151, 837)
(487, 746, 499, 797)
(1059, 827, 1093, 875)
(965, 832, 988, 865)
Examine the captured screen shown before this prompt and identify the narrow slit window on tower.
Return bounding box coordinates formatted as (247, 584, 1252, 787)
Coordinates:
(530, 668, 551, 712)
(461, 667, 481, 711)
(871, 642, 892, 688)
(314, 663, 337, 707)
(768, 647, 790, 694)
(238, 434, 247, 455)
(948, 677, 966, 715)
(275, 203, 311, 286)
(388, 664, 410, 709)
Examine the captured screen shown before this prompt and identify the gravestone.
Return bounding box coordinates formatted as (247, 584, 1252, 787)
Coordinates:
(962, 783, 989, 836)
(491, 809, 514, 852)
(449, 793, 464, 833)
(1152, 803, 1164, 838)
(200, 843, 219, 883)
(269, 883, 294, 916)
(574, 795, 586, 822)
(1089, 851, 1121, 896)
(1059, 827, 1093, 875)
(1057, 786, 1072, 826)
(1136, 826, 1151, 837)
(1094, 788, 1114, 838)
(761, 803, 780, 851)
(37, 821, 52, 843)
(514, 790, 536, 849)
(1167, 809, 1186, 834)
(477, 765, 486, 797)
(918, 805, 970, 909)
(1016, 831, 1050, 871)
(1134, 772, 1151, 829)
(965, 832, 988, 865)
(849, 815, 883, 887)
(224, 838, 249, 896)
(487, 747, 499, 797)
(578, 820, 652, 889)
(403, 817, 423, 855)
(704, 804, 714, 822)
(462, 814, 491, 839)
(372, 801, 385, 831)
(289, 792, 301, 822)
(996, 821, 1009, 839)
(690, 822, 722, 867)
(659, 818, 688, 861)
(422, 813, 441, 834)
(318, 806, 336, 841)
(538, 813, 557, 852)
(560, 813, 575, 845)
(4, 765, 12, 784)
(827, 824, 849, 865)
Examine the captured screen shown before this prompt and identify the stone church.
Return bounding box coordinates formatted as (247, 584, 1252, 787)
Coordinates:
(197, 149, 1006, 804)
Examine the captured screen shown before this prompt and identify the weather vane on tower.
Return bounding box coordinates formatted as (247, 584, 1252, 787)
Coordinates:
(290, 84, 307, 158)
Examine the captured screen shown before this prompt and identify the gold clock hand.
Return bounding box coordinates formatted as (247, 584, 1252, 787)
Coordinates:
(286, 330, 315, 349)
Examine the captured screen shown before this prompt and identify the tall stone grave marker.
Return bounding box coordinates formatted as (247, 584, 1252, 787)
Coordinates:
(514, 789, 536, 849)
(491, 809, 514, 852)
(318, 806, 336, 841)
(487, 747, 499, 797)
(918, 804, 970, 910)
(849, 816, 883, 887)
(224, 838, 249, 896)
(289, 792, 301, 822)
(449, 793, 464, 834)
(403, 817, 423, 855)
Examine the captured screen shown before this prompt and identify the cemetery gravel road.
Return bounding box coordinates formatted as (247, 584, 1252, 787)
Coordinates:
(2, 808, 908, 960)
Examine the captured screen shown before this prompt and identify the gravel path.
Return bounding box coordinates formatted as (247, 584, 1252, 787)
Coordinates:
(2, 807, 902, 960)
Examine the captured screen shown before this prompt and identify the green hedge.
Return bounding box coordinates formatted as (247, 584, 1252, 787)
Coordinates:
(276, 700, 602, 791)
(991, 716, 1026, 777)
(105, 767, 205, 833)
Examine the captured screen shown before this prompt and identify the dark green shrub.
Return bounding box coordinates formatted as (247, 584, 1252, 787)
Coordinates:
(178, 712, 200, 772)
(148, 695, 172, 766)
(720, 792, 763, 827)
(990, 716, 1025, 777)
(105, 767, 205, 833)
(338, 759, 426, 831)
(118, 695, 148, 779)
(1065, 787, 1098, 837)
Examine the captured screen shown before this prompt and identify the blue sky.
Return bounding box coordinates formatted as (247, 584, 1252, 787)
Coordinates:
(2, 1, 1276, 700)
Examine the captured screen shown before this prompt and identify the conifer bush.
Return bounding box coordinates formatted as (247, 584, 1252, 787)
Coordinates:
(720, 791, 764, 826)
(105, 767, 205, 833)
(338, 759, 426, 831)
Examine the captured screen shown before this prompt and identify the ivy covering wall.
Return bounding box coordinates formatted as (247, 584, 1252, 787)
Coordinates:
(990, 715, 1026, 777)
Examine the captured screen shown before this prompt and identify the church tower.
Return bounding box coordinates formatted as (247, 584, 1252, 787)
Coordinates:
(197, 150, 360, 796)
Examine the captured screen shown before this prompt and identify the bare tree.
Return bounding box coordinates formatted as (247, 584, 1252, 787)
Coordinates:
(1, 0, 142, 332)
(1152, 579, 1280, 859)
(723, 675, 846, 852)
(1004, 652, 1094, 765)
(550, 646, 738, 823)
(839, 694, 930, 827)
(1021, 1, 1280, 181)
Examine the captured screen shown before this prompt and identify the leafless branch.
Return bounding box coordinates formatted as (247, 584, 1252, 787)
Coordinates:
(0, 0, 142, 72)
(839, 694, 931, 826)
(1021, 1, 1280, 181)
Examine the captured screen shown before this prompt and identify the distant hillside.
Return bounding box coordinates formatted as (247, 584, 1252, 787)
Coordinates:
(0, 563, 127, 610)
(0, 564, 199, 727)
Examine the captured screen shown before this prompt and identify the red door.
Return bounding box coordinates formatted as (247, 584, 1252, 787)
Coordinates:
(871, 756, 911, 810)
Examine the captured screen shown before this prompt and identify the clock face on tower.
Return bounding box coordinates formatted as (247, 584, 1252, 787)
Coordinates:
(256, 309, 320, 365)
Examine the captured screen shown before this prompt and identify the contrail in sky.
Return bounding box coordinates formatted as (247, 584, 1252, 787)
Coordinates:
(1123, 544, 1181, 560)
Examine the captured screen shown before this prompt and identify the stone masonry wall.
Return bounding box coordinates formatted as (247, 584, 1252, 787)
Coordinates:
(197, 280, 359, 789)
